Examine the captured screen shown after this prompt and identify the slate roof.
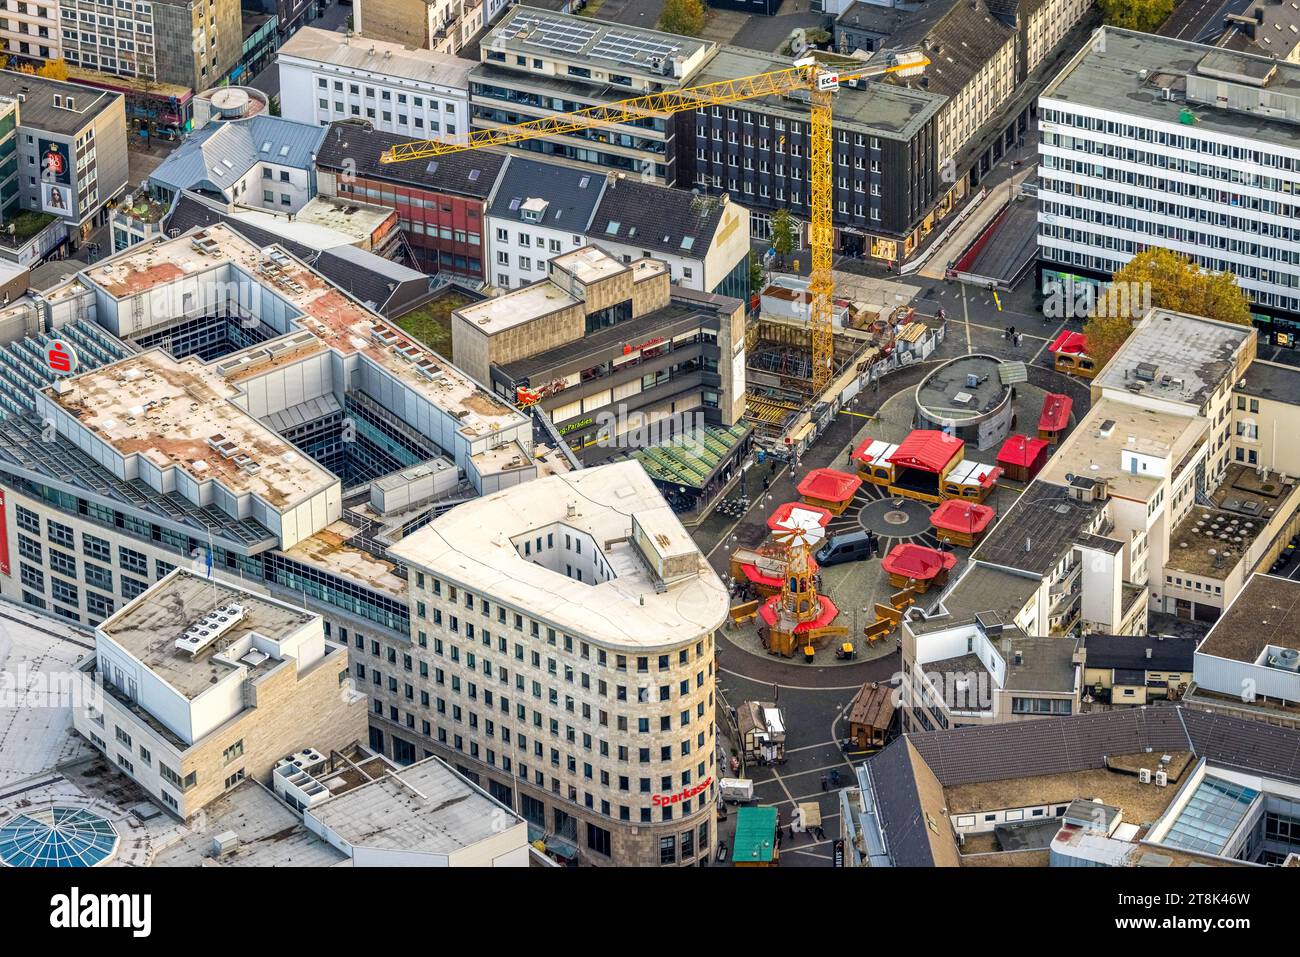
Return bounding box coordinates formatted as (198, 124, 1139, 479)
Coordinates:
(151, 115, 327, 194)
(969, 479, 1103, 576)
(903, 706, 1300, 788)
(488, 156, 607, 231)
(315, 245, 428, 312)
(835, 0, 1016, 99)
(315, 121, 506, 200)
(1217, 0, 1300, 59)
(1082, 634, 1198, 674)
(164, 192, 429, 315)
(589, 179, 729, 259)
(864, 738, 962, 867)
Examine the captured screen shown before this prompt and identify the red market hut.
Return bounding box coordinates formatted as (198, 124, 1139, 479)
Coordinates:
(1047, 331, 1096, 379)
(879, 543, 957, 592)
(930, 499, 996, 548)
(997, 434, 1050, 483)
(797, 468, 862, 516)
(1038, 392, 1073, 445)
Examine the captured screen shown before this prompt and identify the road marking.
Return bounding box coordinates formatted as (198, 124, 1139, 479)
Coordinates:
(839, 410, 875, 419)
(960, 284, 973, 353)
(783, 739, 842, 755)
(1031, 316, 1066, 366)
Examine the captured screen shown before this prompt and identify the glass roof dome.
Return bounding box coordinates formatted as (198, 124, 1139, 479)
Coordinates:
(0, 806, 119, 867)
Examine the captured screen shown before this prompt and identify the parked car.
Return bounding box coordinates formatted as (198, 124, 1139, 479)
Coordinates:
(815, 530, 877, 566)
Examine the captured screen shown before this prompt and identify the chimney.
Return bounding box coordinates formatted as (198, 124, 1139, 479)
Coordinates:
(1145, 646, 1152, 659)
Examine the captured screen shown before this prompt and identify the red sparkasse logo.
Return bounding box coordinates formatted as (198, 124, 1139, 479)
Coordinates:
(652, 777, 713, 808)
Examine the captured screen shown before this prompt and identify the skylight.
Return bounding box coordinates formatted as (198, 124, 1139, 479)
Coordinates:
(279, 145, 290, 156)
(605, 221, 620, 235)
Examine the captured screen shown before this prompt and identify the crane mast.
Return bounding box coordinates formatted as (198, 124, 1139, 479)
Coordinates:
(380, 52, 927, 400)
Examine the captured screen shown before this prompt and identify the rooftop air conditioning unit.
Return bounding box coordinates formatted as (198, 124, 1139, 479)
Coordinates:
(1155, 770, 1168, 787)
(1139, 768, 1152, 784)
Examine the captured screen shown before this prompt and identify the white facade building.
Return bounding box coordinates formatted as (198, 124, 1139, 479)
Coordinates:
(1038, 27, 1300, 344)
(387, 460, 731, 866)
(276, 26, 470, 139)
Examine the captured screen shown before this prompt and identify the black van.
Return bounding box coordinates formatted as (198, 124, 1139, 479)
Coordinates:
(815, 531, 877, 567)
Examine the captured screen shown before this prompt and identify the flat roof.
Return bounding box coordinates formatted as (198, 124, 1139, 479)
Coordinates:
(1236, 360, 1300, 404)
(83, 225, 526, 440)
(456, 281, 581, 336)
(1037, 398, 1207, 503)
(1091, 309, 1254, 409)
(916, 355, 1009, 421)
(690, 45, 945, 139)
(282, 521, 407, 598)
(99, 570, 317, 700)
(926, 564, 1041, 627)
(1198, 573, 1300, 664)
(1165, 465, 1295, 579)
(46, 348, 336, 510)
(1042, 26, 1300, 154)
(484, 5, 714, 76)
(552, 245, 626, 285)
(279, 26, 473, 90)
(944, 766, 1184, 825)
(969, 480, 1105, 576)
(307, 755, 523, 855)
(389, 460, 730, 649)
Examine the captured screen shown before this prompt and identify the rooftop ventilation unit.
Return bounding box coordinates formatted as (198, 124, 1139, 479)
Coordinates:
(175, 603, 246, 656)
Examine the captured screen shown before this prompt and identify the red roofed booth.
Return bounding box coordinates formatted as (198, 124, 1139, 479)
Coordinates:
(797, 468, 862, 515)
(758, 593, 841, 634)
(996, 434, 1050, 483)
(1047, 331, 1096, 379)
(1038, 392, 1073, 445)
(880, 543, 957, 591)
(930, 499, 996, 548)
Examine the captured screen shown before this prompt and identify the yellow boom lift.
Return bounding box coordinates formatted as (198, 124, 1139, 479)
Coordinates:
(379, 52, 928, 395)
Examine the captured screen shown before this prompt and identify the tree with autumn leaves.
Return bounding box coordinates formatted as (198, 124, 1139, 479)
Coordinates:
(1082, 249, 1252, 370)
(659, 0, 706, 37)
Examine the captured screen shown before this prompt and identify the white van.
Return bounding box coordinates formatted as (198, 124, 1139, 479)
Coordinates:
(719, 778, 755, 804)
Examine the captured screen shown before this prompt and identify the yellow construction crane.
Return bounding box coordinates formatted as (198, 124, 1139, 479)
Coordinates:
(379, 52, 927, 395)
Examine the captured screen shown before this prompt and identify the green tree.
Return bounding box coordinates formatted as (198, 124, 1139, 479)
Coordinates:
(1083, 248, 1252, 369)
(659, 0, 706, 37)
(748, 252, 766, 295)
(1097, 0, 1174, 32)
(770, 208, 796, 269)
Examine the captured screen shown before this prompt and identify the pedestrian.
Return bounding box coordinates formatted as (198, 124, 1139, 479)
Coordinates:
(763, 475, 770, 492)
(820, 776, 828, 791)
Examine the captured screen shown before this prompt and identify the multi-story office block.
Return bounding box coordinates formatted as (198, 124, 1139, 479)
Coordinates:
(471, 6, 718, 186)
(277, 27, 471, 139)
(72, 569, 366, 819)
(1038, 26, 1300, 345)
(57, 0, 241, 92)
(0, 0, 62, 62)
(356, 0, 511, 56)
(452, 244, 747, 457)
(0, 70, 128, 247)
(388, 459, 730, 865)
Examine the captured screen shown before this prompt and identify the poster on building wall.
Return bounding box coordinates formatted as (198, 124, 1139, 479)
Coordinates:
(39, 140, 71, 185)
(41, 182, 73, 216)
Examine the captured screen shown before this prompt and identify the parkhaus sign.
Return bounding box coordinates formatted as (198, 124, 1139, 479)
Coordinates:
(651, 776, 712, 808)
